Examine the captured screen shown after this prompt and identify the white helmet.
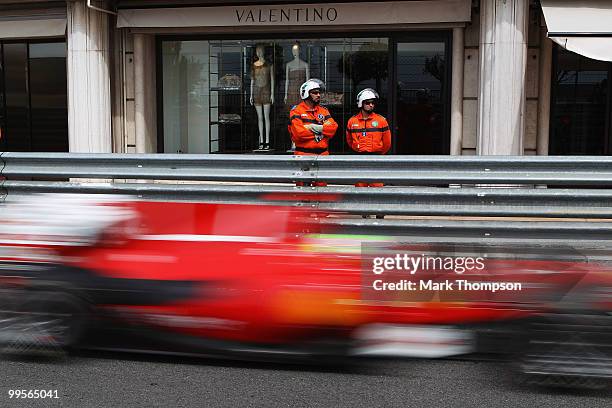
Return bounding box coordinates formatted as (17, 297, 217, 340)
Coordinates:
(300, 78, 325, 100)
(357, 88, 379, 108)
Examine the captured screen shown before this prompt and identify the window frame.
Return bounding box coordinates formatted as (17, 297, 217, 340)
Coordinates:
(156, 30, 453, 154)
(0, 38, 67, 152)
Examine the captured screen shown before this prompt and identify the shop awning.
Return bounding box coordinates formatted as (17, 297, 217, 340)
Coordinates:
(117, 0, 472, 29)
(541, 0, 612, 62)
(0, 17, 66, 39)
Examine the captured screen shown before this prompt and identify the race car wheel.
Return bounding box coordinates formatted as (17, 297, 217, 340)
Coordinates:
(519, 312, 612, 390)
(1, 290, 88, 355)
(0, 288, 23, 345)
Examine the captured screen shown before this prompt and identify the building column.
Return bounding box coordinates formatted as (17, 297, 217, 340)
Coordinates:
(67, 0, 112, 153)
(450, 27, 465, 156)
(477, 0, 529, 155)
(134, 34, 157, 153)
(537, 26, 553, 156)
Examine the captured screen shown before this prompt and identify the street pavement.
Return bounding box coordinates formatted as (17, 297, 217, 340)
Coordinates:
(0, 351, 609, 408)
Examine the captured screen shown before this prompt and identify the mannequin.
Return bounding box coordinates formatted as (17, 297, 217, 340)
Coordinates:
(284, 43, 309, 151)
(250, 44, 274, 150)
(284, 43, 309, 106)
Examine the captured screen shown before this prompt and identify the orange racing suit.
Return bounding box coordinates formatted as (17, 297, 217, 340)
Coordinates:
(346, 111, 391, 187)
(288, 101, 338, 186)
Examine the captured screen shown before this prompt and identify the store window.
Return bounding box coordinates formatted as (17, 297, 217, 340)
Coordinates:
(550, 46, 611, 155)
(0, 41, 68, 152)
(160, 35, 449, 154)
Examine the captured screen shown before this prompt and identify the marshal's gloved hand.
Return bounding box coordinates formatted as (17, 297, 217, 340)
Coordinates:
(308, 124, 324, 142)
(303, 123, 324, 142)
(309, 124, 324, 134)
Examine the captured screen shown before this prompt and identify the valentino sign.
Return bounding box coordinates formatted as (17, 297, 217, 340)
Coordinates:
(235, 7, 338, 24)
(117, 1, 472, 28)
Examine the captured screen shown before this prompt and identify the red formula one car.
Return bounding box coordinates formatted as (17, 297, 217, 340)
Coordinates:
(0, 194, 610, 387)
(0, 194, 369, 360)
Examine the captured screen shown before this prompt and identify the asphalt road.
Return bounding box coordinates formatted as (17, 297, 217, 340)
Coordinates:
(0, 352, 609, 408)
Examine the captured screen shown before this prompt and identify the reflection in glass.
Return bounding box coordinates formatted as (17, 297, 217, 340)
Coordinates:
(4, 43, 29, 151)
(0, 41, 68, 152)
(395, 42, 446, 154)
(550, 48, 609, 155)
(29, 42, 68, 152)
(162, 41, 209, 154)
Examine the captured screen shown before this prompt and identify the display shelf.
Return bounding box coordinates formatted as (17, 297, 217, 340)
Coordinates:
(208, 41, 247, 153)
(210, 121, 241, 125)
(210, 86, 241, 92)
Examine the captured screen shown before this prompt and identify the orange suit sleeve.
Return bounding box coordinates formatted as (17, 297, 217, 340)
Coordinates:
(289, 113, 316, 144)
(345, 117, 355, 150)
(321, 111, 338, 139)
(381, 118, 392, 154)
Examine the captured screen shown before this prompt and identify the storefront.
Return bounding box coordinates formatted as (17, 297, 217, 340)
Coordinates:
(158, 34, 450, 154)
(9, 0, 610, 159)
(117, 0, 472, 155)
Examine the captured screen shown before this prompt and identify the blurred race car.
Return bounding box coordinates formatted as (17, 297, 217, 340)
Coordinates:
(0, 194, 610, 388)
(0, 194, 370, 360)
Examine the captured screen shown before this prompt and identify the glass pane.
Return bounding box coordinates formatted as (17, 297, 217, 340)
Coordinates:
(162, 40, 211, 153)
(3, 43, 29, 151)
(395, 42, 446, 154)
(29, 42, 68, 152)
(161, 37, 390, 154)
(342, 38, 389, 154)
(550, 48, 608, 155)
(29, 42, 66, 59)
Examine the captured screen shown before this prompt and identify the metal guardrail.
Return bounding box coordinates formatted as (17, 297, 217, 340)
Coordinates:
(4, 180, 612, 219)
(2, 153, 612, 239)
(3, 152, 612, 185)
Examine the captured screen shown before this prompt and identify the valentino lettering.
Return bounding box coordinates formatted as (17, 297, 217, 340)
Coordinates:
(235, 7, 338, 24)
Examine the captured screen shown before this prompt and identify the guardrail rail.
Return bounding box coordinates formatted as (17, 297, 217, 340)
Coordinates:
(2, 152, 612, 240)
